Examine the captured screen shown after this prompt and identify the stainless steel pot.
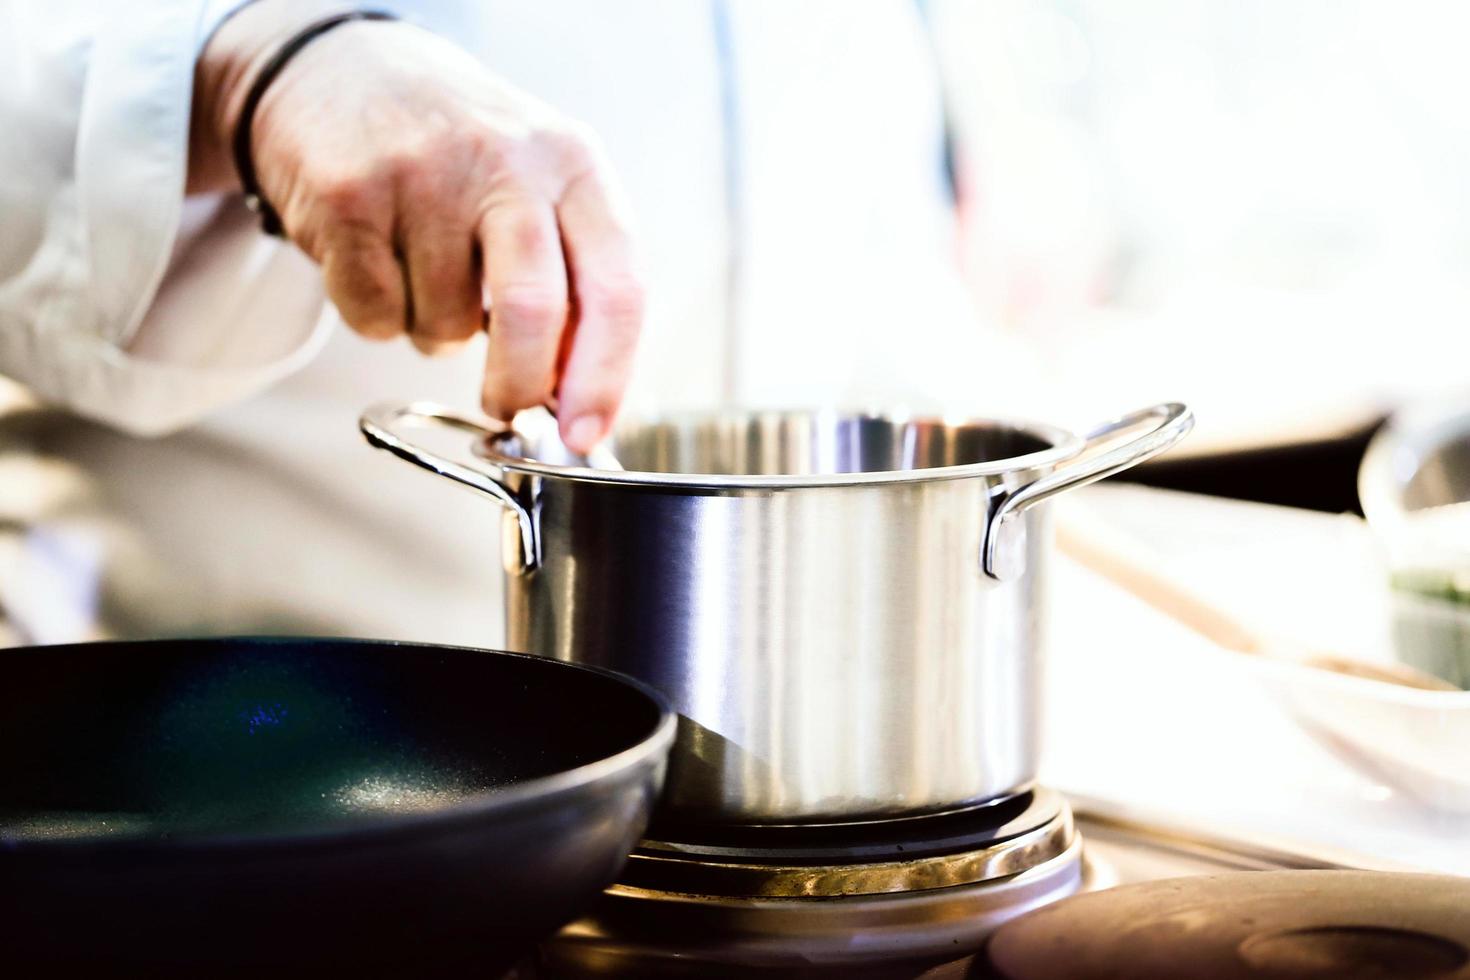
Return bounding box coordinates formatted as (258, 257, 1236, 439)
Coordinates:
(361, 402, 1193, 825)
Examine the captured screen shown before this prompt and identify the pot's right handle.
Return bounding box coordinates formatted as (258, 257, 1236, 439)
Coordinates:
(982, 402, 1194, 581)
(360, 401, 539, 570)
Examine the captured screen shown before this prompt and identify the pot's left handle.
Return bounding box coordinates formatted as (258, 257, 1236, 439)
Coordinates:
(983, 402, 1194, 581)
(360, 401, 539, 570)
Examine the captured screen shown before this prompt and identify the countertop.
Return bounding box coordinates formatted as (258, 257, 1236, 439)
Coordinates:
(1046, 484, 1470, 875)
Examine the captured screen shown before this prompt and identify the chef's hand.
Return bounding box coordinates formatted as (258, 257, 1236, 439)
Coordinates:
(191, 3, 643, 453)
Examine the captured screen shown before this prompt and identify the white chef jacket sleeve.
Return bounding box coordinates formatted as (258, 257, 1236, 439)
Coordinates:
(0, 0, 337, 437)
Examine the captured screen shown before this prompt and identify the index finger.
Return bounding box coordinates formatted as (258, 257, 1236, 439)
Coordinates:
(552, 170, 645, 453)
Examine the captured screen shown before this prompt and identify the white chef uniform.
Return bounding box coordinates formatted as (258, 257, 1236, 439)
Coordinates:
(0, 0, 1036, 646)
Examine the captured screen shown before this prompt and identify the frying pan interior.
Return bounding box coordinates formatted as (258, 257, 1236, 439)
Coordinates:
(0, 638, 672, 974)
(0, 637, 660, 838)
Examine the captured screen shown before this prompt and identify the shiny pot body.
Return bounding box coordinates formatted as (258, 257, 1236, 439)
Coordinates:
(504, 458, 1050, 825)
(363, 404, 1192, 826)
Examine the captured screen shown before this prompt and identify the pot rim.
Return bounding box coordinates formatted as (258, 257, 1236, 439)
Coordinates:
(475, 408, 1086, 489)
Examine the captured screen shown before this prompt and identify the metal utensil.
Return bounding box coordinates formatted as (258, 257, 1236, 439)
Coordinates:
(1057, 501, 1470, 813)
(1055, 503, 1458, 691)
(538, 397, 624, 471)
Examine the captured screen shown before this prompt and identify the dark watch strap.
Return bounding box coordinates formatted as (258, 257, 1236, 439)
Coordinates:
(231, 9, 398, 236)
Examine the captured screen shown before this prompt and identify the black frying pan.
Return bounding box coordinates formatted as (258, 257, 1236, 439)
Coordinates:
(0, 637, 674, 975)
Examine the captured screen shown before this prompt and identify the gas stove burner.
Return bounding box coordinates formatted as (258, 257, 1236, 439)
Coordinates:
(645, 789, 1051, 864)
(538, 788, 1082, 977)
(628, 789, 1070, 898)
(981, 870, 1470, 980)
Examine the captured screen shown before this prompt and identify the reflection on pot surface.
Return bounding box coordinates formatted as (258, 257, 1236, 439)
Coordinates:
(363, 402, 1193, 825)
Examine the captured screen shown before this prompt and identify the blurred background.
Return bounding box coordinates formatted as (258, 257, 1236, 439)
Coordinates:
(7, 0, 1470, 634)
(7, 0, 1470, 632)
(6, 0, 1470, 868)
(930, 0, 1470, 509)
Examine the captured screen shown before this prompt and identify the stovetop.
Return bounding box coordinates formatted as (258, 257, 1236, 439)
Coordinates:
(1072, 798, 1406, 889)
(518, 792, 1403, 979)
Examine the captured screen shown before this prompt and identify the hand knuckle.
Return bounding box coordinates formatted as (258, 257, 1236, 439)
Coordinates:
(539, 126, 596, 175)
(411, 334, 466, 357)
(348, 315, 400, 341)
(581, 274, 645, 323)
(464, 129, 511, 172)
(353, 260, 398, 301)
(417, 311, 478, 340)
(495, 284, 566, 328)
(419, 125, 460, 157)
(327, 262, 402, 338)
(316, 172, 375, 217)
(424, 127, 487, 174)
(506, 213, 552, 255)
(383, 149, 431, 186)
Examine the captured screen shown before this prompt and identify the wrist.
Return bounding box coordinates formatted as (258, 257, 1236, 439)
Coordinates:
(188, 1, 357, 194)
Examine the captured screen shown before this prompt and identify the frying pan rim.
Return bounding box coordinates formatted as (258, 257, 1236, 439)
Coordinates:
(0, 636, 676, 856)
